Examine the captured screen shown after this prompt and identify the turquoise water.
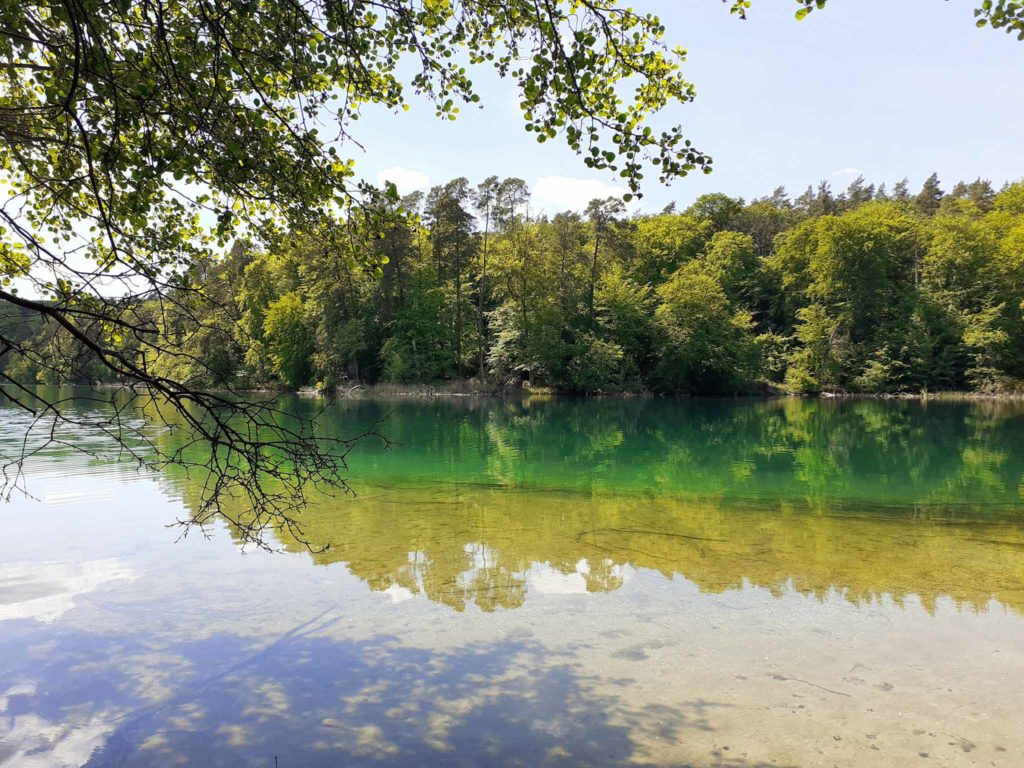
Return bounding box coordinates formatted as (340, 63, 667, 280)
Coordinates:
(307, 395, 1024, 509)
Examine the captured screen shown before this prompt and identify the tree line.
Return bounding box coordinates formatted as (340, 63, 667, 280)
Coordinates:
(5, 174, 1023, 396)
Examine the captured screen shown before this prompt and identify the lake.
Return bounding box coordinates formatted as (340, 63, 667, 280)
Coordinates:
(1, 390, 1023, 767)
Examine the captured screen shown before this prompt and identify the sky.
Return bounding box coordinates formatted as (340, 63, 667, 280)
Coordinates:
(350, 0, 1024, 215)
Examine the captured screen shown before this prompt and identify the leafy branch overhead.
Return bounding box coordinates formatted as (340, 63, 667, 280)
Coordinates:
(1, 0, 706, 296)
(728, 0, 1024, 39)
(797, 0, 1024, 35)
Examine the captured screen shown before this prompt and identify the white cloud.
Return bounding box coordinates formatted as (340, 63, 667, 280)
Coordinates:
(525, 558, 630, 596)
(829, 167, 864, 184)
(381, 583, 416, 604)
(376, 166, 430, 195)
(0, 558, 133, 623)
(533, 175, 630, 214)
(527, 563, 588, 595)
(0, 707, 115, 768)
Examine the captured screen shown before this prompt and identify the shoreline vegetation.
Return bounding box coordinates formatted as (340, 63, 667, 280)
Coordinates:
(78, 380, 1024, 401)
(4, 175, 1024, 400)
(326, 384, 1024, 401)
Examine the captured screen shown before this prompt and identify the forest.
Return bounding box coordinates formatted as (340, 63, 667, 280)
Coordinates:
(4, 174, 1024, 396)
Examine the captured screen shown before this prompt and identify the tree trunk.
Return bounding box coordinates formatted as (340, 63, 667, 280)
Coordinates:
(455, 256, 463, 376)
(479, 211, 489, 378)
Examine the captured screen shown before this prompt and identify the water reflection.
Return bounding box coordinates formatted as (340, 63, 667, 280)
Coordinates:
(7, 387, 1024, 507)
(216, 485, 1024, 616)
(4, 534, 1021, 767)
(298, 395, 1024, 507)
(2, 391, 1024, 766)
(0, 559, 132, 623)
(154, 392, 1024, 616)
(83, 630, 733, 768)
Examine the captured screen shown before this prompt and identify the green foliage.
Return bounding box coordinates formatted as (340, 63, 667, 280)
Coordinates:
(736, 199, 796, 257)
(962, 305, 1012, 390)
(654, 262, 758, 393)
(784, 303, 844, 393)
(2, 0, 707, 272)
(486, 303, 530, 384)
(594, 264, 654, 374)
(915, 173, 944, 216)
(922, 215, 1001, 315)
(628, 214, 709, 284)
(994, 182, 1024, 215)
(263, 292, 314, 388)
(381, 273, 456, 383)
(700, 231, 760, 306)
(788, 0, 1024, 41)
(7, 176, 1024, 398)
(978, 1, 1024, 40)
(755, 332, 793, 383)
(5, 0, 1020, 401)
(772, 201, 922, 388)
(1, 0, 719, 421)
(568, 334, 625, 392)
(686, 193, 744, 232)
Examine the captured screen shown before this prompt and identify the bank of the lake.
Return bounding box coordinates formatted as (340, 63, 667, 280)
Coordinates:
(324, 380, 1024, 401)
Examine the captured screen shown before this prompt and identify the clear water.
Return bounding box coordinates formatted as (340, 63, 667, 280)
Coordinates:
(1, 390, 1023, 767)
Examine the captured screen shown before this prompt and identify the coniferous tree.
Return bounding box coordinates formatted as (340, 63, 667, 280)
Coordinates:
(844, 176, 876, 209)
(808, 181, 837, 217)
(915, 173, 944, 215)
(965, 178, 997, 212)
(425, 179, 477, 375)
(892, 178, 912, 201)
(794, 185, 816, 213)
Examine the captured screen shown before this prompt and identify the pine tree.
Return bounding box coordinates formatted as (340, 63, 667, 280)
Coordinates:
(425, 178, 477, 375)
(844, 175, 876, 209)
(914, 173, 943, 215)
(965, 178, 996, 212)
(808, 181, 837, 217)
(794, 185, 816, 214)
(767, 186, 791, 208)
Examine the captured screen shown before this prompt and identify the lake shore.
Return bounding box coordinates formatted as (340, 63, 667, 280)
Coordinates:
(315, 381, 1024, 402)
(71, 379, 1024, 402)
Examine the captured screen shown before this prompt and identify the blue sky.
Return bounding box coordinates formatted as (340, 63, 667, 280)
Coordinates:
(352, 0, 1024, 215)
